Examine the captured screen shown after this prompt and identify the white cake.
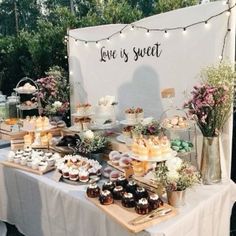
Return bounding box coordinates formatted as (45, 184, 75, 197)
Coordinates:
(94, 96, 116, 126)
(94, 105, 116, 126)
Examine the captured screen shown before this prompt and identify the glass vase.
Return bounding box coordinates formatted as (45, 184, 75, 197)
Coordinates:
(200, 136, 221, 185)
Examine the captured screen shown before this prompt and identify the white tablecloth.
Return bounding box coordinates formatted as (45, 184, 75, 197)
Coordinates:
(0, 149, 235, 236)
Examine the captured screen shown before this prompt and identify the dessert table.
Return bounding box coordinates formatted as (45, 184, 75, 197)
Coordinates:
(0, 148, 235, 236)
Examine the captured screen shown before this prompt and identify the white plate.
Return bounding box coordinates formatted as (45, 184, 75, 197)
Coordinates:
(119, 120, 138, 126)
(90, 121, 119, 130)
(71, 112, 95, 117)
(129, 151, 177, 162)
(116, 134, 132, 144)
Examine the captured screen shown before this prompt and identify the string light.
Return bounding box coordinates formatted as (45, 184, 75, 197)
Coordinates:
(164, 30, 169, 38)
(65, 2, 234, 63)
(226, 10, 231, 16)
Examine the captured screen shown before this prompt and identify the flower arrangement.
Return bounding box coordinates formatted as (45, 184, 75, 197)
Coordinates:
(132, 119, 161, 137)
(155, 157, 200, 191)
(37, 66, 70, 117)
(76, 130, 108, 154)
(184, 63, 236, 137)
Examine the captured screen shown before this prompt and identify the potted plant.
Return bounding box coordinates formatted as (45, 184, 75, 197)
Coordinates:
(155, 157, 200, 207)
(75, 130, 108, 164)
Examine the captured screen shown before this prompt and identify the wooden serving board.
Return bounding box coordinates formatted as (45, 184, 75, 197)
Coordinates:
(0, 160, 55, 175)
(87, 197, 177, 233)
(50, 145, 74, 155)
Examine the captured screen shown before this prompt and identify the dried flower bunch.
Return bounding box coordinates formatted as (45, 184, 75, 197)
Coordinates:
(37, 66, 70, 116)
(155, 157, 200, 191)
(76, 130, 108, 154)
(132, 119, 161, 136)
(185, 62, 236, 137)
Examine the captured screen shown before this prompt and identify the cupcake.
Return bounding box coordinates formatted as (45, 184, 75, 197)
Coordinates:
(62, 167, 70, 178)
(7, 151, 15, 162)
(148, 194, 164, 210)
(32, 161, 39, 170)
(87, 183, 100, 198)
(113, 186, 124, 200)
(121, 192, 135, 208)
(135, 198, 150, 215)
(99, 190, 114, 205)
(102, 181, 115, 192)
(69, 169, 79, 181)
(134, 187, 149, 201)
(20, 157, 27, 166)
(24, 146, 32, 153)
(38, 162, 48, 172)
(26, 160, 32, 168)
(116, 176, 128, 188)
(79, 170, 89, 182)
(126, 180, 137, 195)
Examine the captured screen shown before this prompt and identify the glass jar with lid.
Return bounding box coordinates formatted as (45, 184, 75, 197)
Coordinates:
(0, 92, 7, 121)
(6, 93, 20, 119)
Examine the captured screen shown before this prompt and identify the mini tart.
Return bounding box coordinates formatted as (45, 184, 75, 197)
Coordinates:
(121, 192, 135, 208)
(102, 181, 115, 192)
(99, 190, 114, 205)
(87, 183, 100, 198)
(116, 176, 128, 188)
(135, 198, 150, 215)
(148, 194, 164, 210)
(113, 186, 124, 200)
(125, 180, 138, 195)
(135, 187, 149, 201)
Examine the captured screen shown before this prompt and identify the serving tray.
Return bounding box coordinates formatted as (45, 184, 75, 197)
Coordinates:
(87, 197, 177, 233)
(0, 160, 55, 175)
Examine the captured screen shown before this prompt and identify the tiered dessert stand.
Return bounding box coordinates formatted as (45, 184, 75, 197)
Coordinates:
(14, 77, 42, 118)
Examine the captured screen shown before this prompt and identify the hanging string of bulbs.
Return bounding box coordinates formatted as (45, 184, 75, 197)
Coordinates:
(64, 1, 235, 61)
(65, 1, 234, 43)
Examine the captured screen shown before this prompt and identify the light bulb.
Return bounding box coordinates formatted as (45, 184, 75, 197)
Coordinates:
(226, 10, 231, 16)
(164, 30, 169, 38)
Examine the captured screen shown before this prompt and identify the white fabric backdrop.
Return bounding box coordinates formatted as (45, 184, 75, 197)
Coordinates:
(68, 1, 235, 176)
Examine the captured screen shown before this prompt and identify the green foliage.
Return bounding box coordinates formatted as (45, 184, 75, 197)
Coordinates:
(155, 0, 198, 13)
(0, 0, 199, 95)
